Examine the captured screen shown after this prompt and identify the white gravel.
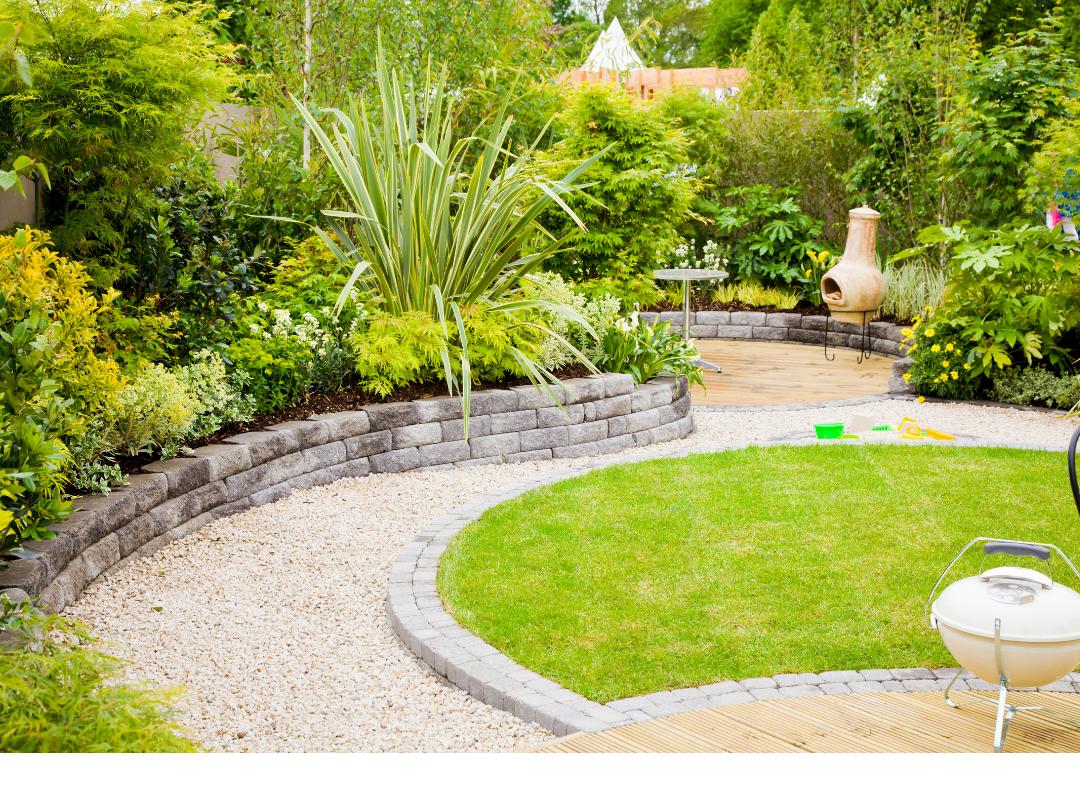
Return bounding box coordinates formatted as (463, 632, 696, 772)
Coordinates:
(65, 398, 1076, 752)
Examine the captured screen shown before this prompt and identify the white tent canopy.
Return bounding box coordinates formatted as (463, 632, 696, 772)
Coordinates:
(580, 17, 645, 73)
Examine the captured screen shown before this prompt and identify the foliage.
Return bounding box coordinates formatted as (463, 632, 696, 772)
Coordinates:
(523, 273, 622, 370)
(573, 275, 664, 311)
(1026, 98, 1080, 218)
(595, 313, 704, 388)
(880, 256, 946, 323)
(896, 222, 1080, 378)
(104, 364, 195, 460)
(739, 0, 829, 109)
(902, 317, 982, 400)
(802, 248, 835, 307)
(174, 350, 255, 438)
(0, 228, 122, 435)
(298, 50, 600, 428)
(0, 297, 71, 567)
(713, 185, 823, 287)
(702, 0, 768, 64)
(0, 15, 48, 196)
(439, 444, 1074, 701)
(940, 17, 1077, 226)
(991, 366, 1080, 410)
(541, 82, 697, 284)
(255, 236, 361, 320)
(349, 311, 445, 397)
(709, 282, 802, 310)
(0, 0, 235, 268)
(603, 0, 709, 67)
(0, 606, 197, 752)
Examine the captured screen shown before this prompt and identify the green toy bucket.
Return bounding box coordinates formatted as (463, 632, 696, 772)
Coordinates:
(814, 422, 845, 440)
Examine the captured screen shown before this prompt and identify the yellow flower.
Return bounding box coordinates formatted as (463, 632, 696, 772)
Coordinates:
(925, 328, 936, 338)
(909, 343, 918, 352)
(805, 268, 812, 277)
(951, 371, 959, 380)
(901, 328, 913, 338)
(931, 344, 941, 353)
(902, 372, 911, 382)
(954, 349, 961, 356)
(917, 396, 926, 403)
(820, 250, 830, 260)
(963, 363, 972, 370)
(945, 342, 954, 351)
(942, 359, 950, 368)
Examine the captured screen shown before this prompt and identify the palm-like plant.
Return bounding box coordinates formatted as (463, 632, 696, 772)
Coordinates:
(294, 50, 604, 432)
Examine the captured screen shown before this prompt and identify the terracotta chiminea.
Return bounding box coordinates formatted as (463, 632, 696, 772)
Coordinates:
(821, 206, 886, 325)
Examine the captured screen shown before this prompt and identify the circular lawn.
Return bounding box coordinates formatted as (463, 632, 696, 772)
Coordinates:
(437, 444, 1079, 703)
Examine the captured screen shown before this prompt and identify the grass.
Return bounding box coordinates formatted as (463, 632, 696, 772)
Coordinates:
(438, 445, 1079, 702)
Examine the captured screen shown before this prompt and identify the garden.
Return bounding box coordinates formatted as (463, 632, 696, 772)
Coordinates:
(1, 0, 1080, 755)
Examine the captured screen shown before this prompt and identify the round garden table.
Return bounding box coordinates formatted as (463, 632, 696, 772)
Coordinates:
(653, 267, 729, 374)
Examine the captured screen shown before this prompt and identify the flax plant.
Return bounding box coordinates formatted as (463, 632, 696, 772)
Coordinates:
(293, 50, 604, 432)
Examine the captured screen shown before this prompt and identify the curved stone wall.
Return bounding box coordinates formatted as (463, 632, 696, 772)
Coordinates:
(0, 373, 693, 613)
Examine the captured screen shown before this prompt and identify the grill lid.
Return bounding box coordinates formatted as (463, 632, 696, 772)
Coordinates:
(932, 566, 1080, 643)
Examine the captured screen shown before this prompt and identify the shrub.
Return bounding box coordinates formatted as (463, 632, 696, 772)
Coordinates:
(895, 222, 1080, 377)
(540, 82, 697, 284)
(0, 604, 197, 752)
(349, 311, 445, 397)
(991, 367, 1080, 410)
(880, 257, 946, 323)
(0, 298, 72, 566)
(522, 273, 621, 370)
(174, 350, 254, 438)
(902, 318, 983, 400)
(710, 282, 803, 310)
(713, 185, 823, 287)
(595, 314, 704, 388)
(226, 335, 313, 415)
(105, 364, 196, 459)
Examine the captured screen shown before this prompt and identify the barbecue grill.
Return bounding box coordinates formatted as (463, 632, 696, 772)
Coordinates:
(924, 425, 1080, 752)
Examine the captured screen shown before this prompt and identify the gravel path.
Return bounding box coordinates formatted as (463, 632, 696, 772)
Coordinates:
(65, 398, 1076, 752)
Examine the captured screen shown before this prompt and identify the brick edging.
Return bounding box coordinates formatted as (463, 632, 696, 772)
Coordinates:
(0, 373, 695, 614)
(388, 437, 1072, 736)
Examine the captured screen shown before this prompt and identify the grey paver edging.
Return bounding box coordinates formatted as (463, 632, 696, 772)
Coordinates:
(388, 436, 1076, 737)
(0, 373, 694, 614)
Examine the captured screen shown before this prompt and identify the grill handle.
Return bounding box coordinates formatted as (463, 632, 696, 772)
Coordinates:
(1070, 424, 1080, 519)
(982, 540, 1051, 561)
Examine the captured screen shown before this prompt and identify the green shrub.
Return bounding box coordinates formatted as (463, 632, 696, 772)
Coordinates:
(903, 319, 983, 400)
(710, 282, 803, 310)
(991, 367, 1080, 410)
(0, 298, 72, 566)
(881, 257, 946, 324)
(523, 273, 621, 371)
(106, 364, 196, 459)
(713, 185, 823, 287)
(349, 311, 444, 398)
(540, 82, 697, 284)
(175, 350, 255, 438)
(226, 335, 313, 415)
(0, 603, 197, 752)
(595, 315, 704, 388)
(895, 222, 1080, 377)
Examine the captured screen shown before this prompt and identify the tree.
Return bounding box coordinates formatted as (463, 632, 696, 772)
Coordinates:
(739, 0, 829, 108)
(605, 0, 710, 66)
(701, 0, 769, 65)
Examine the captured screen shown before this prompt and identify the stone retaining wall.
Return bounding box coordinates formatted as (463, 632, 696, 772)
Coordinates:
(640, 310, 908, 358)
(0, 373, 693, 614)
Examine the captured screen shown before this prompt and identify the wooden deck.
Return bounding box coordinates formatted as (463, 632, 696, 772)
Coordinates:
(538, 691, 1080, 753)
(691, 340, 896, 407)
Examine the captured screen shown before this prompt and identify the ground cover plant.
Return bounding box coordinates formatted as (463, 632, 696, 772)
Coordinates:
(438, 444, 1077, 702)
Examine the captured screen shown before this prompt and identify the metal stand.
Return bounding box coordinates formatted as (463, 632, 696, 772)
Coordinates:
(654, 267, 728, 376)
(823, 311, 874, 364)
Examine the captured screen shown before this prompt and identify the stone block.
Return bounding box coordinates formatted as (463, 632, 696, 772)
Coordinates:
(606, 414, 630, 437)
(469, 433, 520, 459)
(751, 326, 788, 341)
(552, 434, 634, 458)
(729, 311, 767, 326)
(696, 311, 731, 325)
(787, 328, 827, 346)
(740, 677, 777, 690)
(778, 685, 825, 698)
(81, 533, 120, 580)
(222, 430, 298, 466)
(0, 557, 47, 595)
(890, 667, 934, 680)
(801, 315, 827, 331)
(121, 473, 169, 513)
(536, 404, 584, 428)
(344, 430, 392, 460)
(512, 384, 565, 411)
(764, 312, 802, 328)
(289, 468, 337, 491)
(625, 409, 660, 433)
(249, 482, 293, 508)
(820, 670, 863, 683)
(690, 324, 717, 338)
(468, 389, 520, 416)
(598, 373, 634, 397)
(324, 459, 371, 481)
(560, 377, 607, 404)
(391, 422, 442, 449)
(305, 411, 370, 442)
(70, 491, 139, 537)
(207, 499, 251, 522)
(369, 447, 422, 474)
(859, 669, 893, 681)
(593, 394, 632, 419)
(39, 557, 87, 612)
(507, 449, 553, 463)
(519, 426, 568, 452)
(488, 410, 538, 434)
(266, 419, 328, 449)
(631, 385, 673, 412)
(900, 678, 943, 692)
(440, 415, 491, 442)
(412, 397, 463, 423)
(872, 338, 903, 357)
(302, 441, 347, 472)
(150, 481, 228, 533)
(773, 673, 823, 687)
(419, 441, 472, 466)
(142, 457, 212, 498)
(820, 682, 851, 695)
(38, 507, 104, 569)
(566, 421, 607, 445)
(115, 513, 158, 558)
(190, 443, 252, 480)
(848, 680, 886, 694)
(714, 325, 754, 340)
(700, 680, 744, 696)
(363, 401, 420, 432)
(224, 452, 306, 501)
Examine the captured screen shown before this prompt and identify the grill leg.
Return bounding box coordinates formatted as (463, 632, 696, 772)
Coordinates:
(944, 669, 963, 708)
(993, 676, 1012, 753)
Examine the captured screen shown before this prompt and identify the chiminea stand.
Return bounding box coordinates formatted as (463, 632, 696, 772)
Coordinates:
(823, 310, 875, 364)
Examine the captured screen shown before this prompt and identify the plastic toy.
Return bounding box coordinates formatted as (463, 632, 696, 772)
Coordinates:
(897, 416, 955, 441)
(814, 423, 845, 440)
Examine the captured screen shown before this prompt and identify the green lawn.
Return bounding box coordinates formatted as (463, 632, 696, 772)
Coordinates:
(438, 445, 1079, 702)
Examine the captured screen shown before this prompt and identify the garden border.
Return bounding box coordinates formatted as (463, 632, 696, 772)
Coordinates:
(0, 373, 694, 614)
(388, 438, 1077, 737)
(639, 310, 915, 395)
